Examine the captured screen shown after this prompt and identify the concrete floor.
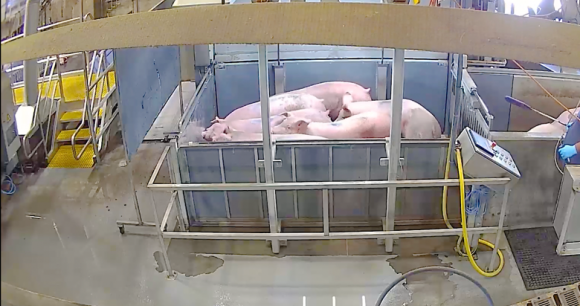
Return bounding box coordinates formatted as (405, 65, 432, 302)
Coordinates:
(0, 140, 555, 306)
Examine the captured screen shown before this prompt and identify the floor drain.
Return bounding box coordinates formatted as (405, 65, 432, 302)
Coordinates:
(511, 282, 580, 306)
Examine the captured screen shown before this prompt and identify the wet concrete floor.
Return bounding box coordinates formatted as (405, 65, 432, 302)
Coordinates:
(0, 140, 558, 306)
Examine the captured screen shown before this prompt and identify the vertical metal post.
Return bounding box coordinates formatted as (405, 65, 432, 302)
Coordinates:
(488, 183, 510, 271)
(127, 157, 144, 225)
(178, 82, 184, 117)
(23, 0, 40, 107)
(323, 189, 329, 236)
(168, 141, 188, 230)
(291, 147, 298, 218)
(328, 146, 334, 218)
(149, 190, 175, 279)
(385, 49, 405, 252)
(258, 44, 280, 253)
(253, 148, 265, 219)
(218, 148, 231, 218)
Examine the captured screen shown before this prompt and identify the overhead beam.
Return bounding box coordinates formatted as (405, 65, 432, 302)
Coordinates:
(2, 3, 580, 68)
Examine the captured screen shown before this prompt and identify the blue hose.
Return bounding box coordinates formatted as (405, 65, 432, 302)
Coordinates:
(1, 175, 16, 195)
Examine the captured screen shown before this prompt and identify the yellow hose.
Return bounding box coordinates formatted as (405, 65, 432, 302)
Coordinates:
(455, 148, 505, 277)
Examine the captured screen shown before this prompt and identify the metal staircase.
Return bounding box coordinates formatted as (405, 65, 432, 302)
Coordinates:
(9, 49, 118, 169)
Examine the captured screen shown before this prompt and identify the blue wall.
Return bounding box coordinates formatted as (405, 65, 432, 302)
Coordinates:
(114, 46, 180, 159)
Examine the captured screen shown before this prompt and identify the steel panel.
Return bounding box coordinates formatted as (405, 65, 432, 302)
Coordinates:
(510, 75, 580, 131)
(469, 73, 514, 132)
(222, 148, 262, 218)
(185, 148, 227, 218)
(115, 46, 180, 159)
(214, 62, 276, 118)
(295, 146, 329, 218)
(332, 145, 374, 218)
(283, 60, 381, 99)
(484, 133, 562, 227)
(398, 60, 449, 128)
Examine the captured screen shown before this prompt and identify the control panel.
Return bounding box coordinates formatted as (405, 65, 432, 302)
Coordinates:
(457, 128, 521, 180)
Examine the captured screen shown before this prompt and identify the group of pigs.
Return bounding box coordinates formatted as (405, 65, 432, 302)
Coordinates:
(201, 81, 442, 142)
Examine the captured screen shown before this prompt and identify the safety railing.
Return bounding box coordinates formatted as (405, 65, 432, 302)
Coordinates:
(146, 142, 512, 278)
(21, 54, 65, 160)
(0, 17, 81, 45)
(70, 49, 117, 163)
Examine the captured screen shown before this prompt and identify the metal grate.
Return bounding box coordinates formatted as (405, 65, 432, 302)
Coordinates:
(512, 282, 580, 306)
(505, 227, 580, 290)
(562, 286, 580, 306)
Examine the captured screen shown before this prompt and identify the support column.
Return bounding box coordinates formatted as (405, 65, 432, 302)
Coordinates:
(385, 49, 405, 252)
(258, 44, 280, 254)
(22, 0, 40, 107)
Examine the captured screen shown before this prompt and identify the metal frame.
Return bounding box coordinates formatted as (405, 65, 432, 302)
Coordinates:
(131, 45, 514, 277)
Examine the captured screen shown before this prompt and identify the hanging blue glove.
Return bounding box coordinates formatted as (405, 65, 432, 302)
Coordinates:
(559, 145, 578, 160)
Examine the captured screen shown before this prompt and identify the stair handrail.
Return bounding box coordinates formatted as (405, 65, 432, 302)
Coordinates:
(21, 55, 57, 160)
(46, 54, 66, 158)
(70, 51, 104, 162)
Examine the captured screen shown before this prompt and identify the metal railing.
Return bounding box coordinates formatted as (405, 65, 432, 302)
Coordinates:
(70, 50, 117, 162)
(21, 55, 65, 160)
(1, 18, 81, 45)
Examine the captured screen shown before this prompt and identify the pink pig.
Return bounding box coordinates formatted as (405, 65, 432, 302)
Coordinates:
(526, 107, 579, 135)
(224, 93, 325, 121)
(213, 109, 331, 133)
(202, 122, 326, 142)
(271, 112, 392, 139)
(336, 95, 441, 139)
(288, 81, 371, 120)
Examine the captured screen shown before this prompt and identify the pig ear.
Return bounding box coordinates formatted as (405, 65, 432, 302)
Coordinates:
(342, 93, 354, 105)
(365, 88, 371, 93)
(341, 105, 352, 117)
(293, 119, 310, 132)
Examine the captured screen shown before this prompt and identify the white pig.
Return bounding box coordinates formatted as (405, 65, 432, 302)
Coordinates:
(527, 107, 580, 135)
(224, 93, 326, 121)
(271, 112, 392, 139)
(202, 122, 326, 142)
(288, 81, 372, 120)
(336, 95, 442, 139)
(212, 109, 331, 133)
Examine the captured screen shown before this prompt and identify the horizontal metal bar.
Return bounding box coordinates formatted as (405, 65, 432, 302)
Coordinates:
(10, 66, 86, 87)
(467, 67, 580, 81)
(379, 157, 404, 167)
(190, 218, 463, 228)
(1, 18, 81, 45)
(148, 177, 510, 191)
(163, 226, 498, 240)
(257, 159, 283, 168)
(179, 138, 451, 148)
(148, 146, 171, 186)
(116, 220, 156, 227)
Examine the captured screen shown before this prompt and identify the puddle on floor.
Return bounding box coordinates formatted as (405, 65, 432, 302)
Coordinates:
(387, 255, 457, 306)
(154, 251, 224, 277)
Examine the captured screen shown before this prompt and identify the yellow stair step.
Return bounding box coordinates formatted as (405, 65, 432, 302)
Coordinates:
(60, 109, 103, 123)
(13, 71, 115, 105)
(56, 128, 100, 142)
(48, 145, 95, 168)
